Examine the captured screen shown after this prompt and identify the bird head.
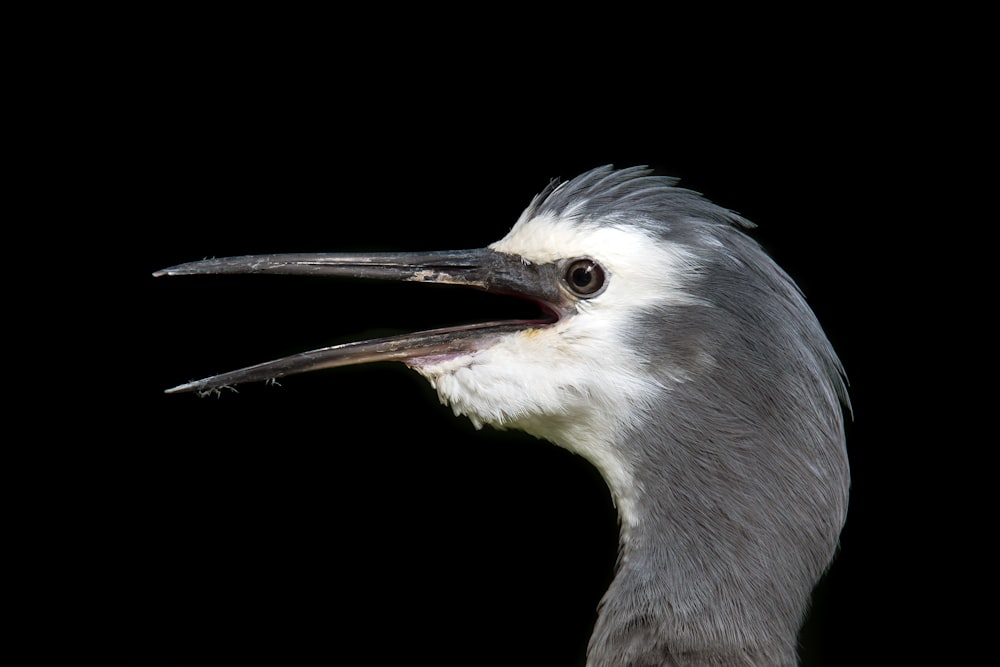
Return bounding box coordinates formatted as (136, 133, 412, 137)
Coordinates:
(155, 165, 851, 663)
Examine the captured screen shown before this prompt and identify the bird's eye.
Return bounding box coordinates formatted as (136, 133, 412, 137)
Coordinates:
(564, 258, 607, 298)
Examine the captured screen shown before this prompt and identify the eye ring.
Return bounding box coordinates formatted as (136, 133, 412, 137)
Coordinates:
(563, 258, 607, 298)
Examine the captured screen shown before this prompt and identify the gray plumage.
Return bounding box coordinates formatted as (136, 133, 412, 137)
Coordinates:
(536, 167, 850, 666)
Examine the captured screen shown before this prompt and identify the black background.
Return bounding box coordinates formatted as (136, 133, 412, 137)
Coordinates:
(38, 20, 945, 667)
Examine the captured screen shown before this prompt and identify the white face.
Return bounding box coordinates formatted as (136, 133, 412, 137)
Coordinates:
(407, 210, 705, 525)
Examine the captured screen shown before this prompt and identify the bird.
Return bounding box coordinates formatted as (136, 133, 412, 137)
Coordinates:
(155, 165, 850, 666)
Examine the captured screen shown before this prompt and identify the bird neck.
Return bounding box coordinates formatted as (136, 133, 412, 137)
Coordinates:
(587, 520, 800, 666)
(584, 417, 845, 666)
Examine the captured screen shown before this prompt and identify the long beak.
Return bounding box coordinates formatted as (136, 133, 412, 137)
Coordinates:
(154, 249, 566, 394)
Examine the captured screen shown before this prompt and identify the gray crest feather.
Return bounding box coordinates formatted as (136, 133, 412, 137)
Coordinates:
(528, 164, 756, 236)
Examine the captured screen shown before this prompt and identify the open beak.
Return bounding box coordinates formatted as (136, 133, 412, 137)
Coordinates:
(154, 249, 567, 394)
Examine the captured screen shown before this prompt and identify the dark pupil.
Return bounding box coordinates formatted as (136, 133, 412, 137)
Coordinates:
(572, 266, 593, 287)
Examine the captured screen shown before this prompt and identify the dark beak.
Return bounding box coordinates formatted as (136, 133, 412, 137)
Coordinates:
(154, 249, 566, 394)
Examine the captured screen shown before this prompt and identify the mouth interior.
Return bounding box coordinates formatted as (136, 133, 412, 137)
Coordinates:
(399, 290, 558, 368)
(396, 283, 558, 331)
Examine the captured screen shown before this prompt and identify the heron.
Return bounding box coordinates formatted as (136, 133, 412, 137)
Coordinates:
(154, 165, 850, 666)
